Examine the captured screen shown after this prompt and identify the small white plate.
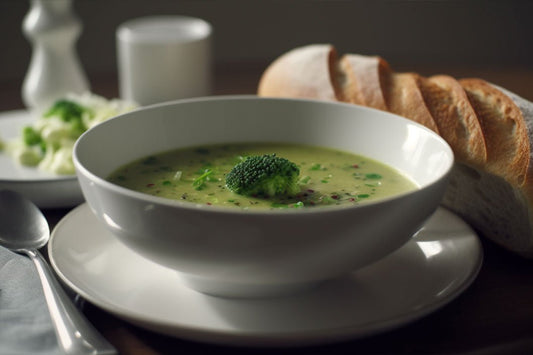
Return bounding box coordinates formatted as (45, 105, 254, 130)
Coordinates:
(0, 110, 83, 208)
(49, 204, 482, 347)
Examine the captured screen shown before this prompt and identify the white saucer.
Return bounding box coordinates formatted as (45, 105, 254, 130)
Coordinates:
(49, 204, 482, 347)
(0, 110, 83, 208)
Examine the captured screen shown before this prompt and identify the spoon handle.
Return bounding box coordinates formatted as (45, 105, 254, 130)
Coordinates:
(27, 249, 117, 355)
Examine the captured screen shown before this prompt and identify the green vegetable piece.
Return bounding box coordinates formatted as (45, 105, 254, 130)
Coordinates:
(44, 99, 88, 122)
(69, 117, 86, 137)
(22, 126, 42, 146)
(43, 99, 90, 139)
(310, 163, 326, 171)
(17, 146, 42, 166)
(226, 154, 300, 197)
(320, 195, 337, 204)
(365, 173, 382, 180)
(193, 169, 213, 190)
(298, 175, 311, 184)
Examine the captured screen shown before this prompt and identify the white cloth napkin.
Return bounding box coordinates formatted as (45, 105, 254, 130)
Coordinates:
(0, 246, 61, 355)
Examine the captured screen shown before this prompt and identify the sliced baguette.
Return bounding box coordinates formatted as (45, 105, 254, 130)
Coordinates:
(417, 75, 488, 167)
(257, 44, 533, 257)
(340, 56, 440, 133)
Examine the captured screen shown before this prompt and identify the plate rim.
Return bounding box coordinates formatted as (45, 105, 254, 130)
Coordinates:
(49, 204, 483, 347)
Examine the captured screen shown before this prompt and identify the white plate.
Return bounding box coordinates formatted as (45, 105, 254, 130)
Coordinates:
(49, 204, 482, 347)
(0, 110, 83, 208)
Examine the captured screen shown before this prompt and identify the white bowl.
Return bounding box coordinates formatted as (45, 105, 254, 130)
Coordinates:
(73, 96, 453, 298)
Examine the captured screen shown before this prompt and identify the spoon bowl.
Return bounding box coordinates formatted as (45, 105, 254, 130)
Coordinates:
(0, 190, 49, 251)
(0, 189, 116, 355)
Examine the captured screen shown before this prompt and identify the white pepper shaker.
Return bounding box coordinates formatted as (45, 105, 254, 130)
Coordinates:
(22, 0, 89, 111)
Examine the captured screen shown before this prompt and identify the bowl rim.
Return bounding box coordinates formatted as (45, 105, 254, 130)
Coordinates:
(73, 95, 454, 217)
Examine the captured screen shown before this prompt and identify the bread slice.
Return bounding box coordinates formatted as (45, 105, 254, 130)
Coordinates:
(257, 44, 340, 101)
(339, 54, 390, 110)
(417, 75, 487, 167)
(460, 78, 529, 187)
(383, 72, 440, 133)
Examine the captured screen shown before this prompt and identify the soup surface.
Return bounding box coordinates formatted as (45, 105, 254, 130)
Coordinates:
(107, 143, 417, 210)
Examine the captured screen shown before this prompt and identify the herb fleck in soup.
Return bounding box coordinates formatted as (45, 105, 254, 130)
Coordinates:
(107, 143, 418, 210)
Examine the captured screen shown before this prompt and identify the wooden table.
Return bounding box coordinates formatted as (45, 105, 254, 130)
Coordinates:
(2, 63, 533, 354)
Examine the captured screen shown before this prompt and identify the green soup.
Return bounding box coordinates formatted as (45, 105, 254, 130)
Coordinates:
(107, 143, 418, 210)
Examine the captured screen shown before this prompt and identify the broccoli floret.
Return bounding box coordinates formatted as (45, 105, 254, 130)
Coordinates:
(225, 154, 301, 197)
(44, 99, 88, 122)
(22, 126, 42, 146)
(43, 99, 90, 139)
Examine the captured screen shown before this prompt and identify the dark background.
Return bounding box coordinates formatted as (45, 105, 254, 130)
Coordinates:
(1, 0, 532, 106)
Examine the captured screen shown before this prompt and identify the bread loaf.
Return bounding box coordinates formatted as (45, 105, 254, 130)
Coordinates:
(340, 54, 389, 110)
(258, 44, 533, 257)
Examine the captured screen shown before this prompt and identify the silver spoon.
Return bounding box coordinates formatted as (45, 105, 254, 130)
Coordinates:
(0, 189, 116, 355)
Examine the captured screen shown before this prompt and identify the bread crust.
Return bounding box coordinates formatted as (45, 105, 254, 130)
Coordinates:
(384, 72, 440, 133)
(497, 85, 533, 200)
(257, 44, 339, 101)
(417, 75, 487, 167)
(460, 78, 529, 186)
